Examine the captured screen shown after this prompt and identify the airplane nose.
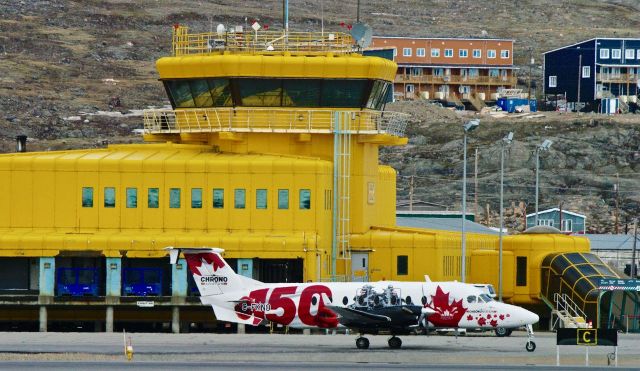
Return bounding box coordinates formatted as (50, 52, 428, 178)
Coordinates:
(523, 309, 539, 325)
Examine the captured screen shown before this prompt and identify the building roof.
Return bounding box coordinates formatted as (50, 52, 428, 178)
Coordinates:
(543, 37, 640, 55)
(525, 208, 586, 219)
(396, 216, 497, 235)
(584, 234, 638, 251)
(373, 36, 514, 42)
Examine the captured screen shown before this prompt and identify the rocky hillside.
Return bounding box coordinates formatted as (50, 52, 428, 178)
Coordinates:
(2, 0, 640, 230)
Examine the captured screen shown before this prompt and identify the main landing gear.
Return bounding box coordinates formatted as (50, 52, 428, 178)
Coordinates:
(388, 336, 402, 349)
(355, 335, 403, 349)
(356, 336, 370, 349)
(525, 324, 536, 352)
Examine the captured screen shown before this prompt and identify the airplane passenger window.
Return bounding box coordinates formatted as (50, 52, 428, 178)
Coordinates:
(467, 295, 476, 303)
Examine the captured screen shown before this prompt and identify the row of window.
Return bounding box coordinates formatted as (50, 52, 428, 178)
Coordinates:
(536, 219, 573, 232)
(400, 47, 509, 59)
(599, 48, 640, 60)
(81, 187, 312, 210)
(404, 67, 509, 77)
(165, 78, 390, 110)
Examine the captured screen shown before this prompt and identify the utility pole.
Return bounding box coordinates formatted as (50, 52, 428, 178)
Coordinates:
(632, 219, 638, 278)
(356, 0, 361, 23)
(615, 173, 620, 234)
(528, 47, 533, 101)
(474, 147, 479, 222)
(409, 175, 414, 212)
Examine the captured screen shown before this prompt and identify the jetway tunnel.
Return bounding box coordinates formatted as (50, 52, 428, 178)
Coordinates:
(541, 252, 640, 331)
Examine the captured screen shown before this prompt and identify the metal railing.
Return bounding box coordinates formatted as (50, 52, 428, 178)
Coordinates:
(143, 108, 408, 137)
(395, 74, 517, 86)
(172, 26, 355, 56)
(552, 293, 589, 329)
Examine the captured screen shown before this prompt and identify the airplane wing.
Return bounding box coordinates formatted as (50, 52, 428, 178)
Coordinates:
(327, 306, 391, 325)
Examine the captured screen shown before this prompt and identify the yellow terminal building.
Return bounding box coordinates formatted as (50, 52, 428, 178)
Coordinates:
(0, 26, 631, 332)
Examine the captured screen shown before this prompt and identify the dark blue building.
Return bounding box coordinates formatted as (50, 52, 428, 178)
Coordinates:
(543, 38, 640, 110)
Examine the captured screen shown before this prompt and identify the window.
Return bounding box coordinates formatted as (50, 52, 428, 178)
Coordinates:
(278, 189, 289, 209)
(537, 219, 554, 227)
(213, 188, 224, 208)
(416, 48, 425, 57)
(431, 48, 440, 57)
(626, 49, 635, 59)
(459, 49, 468, 58)
(392, 48, 397, 57)
(397, 255, 408, 276)
(487, 49, 496, 58)
(402, 48, 412, 57)
(433, 68, 444, 76)
(234, 189, 246, 209)
(256, 189, 267, 209)
(405, 84, 414, 93)
(472, 49, 481, 58)
(191, 188, 202, 208)
(548, 75, 557, 88)
(444, 48, 453, 57)
(299, 189, 311, 209)
(562, 219, 573, 232)
(600, 48, 609, 59)
(169, 188, 181, 208)
(516, 257, 527, 286)
(582, 66, 591, 78)
(82, 187, 93, 208)
(637, 50, 640, 59)
(148, 188, 159, 208)
(612, 49, 621, 59)
(104, 187, 115, 208)
(126, 188, 137, 208)
(500, 50, 510, 58)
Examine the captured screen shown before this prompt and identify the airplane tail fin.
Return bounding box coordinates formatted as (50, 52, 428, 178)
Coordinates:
(168, 247, 253, 297)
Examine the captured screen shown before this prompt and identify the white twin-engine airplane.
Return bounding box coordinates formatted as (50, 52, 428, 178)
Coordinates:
(168, 247, 539, 351)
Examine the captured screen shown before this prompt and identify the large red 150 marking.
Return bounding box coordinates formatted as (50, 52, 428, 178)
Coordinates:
(245, 285, 333, 326)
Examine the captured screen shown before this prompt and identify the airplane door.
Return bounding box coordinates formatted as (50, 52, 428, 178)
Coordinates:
(351, 253, 368, 282)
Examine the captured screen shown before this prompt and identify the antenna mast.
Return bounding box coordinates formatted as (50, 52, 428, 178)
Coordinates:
(283, 0, 289, 35)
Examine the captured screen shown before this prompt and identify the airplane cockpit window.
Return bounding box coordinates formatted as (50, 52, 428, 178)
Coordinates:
(479, 294, 493, 302)
(467, 295, 476, 303)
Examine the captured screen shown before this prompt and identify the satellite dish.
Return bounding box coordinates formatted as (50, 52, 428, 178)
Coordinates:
(350, 22, 373, 49)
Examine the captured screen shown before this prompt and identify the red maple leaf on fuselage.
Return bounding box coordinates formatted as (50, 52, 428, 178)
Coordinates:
(425, 286, 467, 327)
(185, 253, 226, 276)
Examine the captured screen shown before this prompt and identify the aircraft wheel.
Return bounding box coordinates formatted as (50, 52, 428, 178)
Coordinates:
(356, 337, 370, 350)
(525, 341, 536, 352)
(388, 336, 402, 349)
(495, 327, 512, 337)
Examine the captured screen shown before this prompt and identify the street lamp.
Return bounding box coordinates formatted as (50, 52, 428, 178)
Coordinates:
(461, 119, 480, 283)
(498, 132, 513, 302)
(534, 139, 553, 226)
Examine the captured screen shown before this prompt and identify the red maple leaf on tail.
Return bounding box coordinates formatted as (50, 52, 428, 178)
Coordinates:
(185, 253, 226, 276)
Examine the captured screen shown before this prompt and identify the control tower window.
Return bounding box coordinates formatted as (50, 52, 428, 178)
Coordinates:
(237, 79, 283, 106)
(163, 78, 390, 109)
(167, 81, 195, 108)
(321, 79, 368, 107)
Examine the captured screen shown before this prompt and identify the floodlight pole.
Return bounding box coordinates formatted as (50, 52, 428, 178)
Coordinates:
(461, 120, 479, 283)
(499, 132, 513, 302)
(535, 147, 540, 226)
(462, 131, 468, 283)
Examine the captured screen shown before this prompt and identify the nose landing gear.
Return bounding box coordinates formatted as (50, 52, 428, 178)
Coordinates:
(525, 324, 536, 352)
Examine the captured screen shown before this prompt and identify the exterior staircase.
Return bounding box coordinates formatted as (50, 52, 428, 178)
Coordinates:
(446, 93, 464, 108)
(551, 293, 590, 329)
(467, 93, 487, 111)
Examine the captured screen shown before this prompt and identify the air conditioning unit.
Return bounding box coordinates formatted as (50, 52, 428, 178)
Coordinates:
(443, 76, 451, 82)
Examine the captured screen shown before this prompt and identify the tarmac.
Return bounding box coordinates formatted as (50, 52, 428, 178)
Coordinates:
(0, 330, 638, 370)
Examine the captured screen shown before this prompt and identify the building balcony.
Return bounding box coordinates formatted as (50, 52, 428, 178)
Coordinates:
(143, 108, 409, 137)
(597, 73, 640, 84)
(394, 74, 517, 86)
(172, 26, 355, 56)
